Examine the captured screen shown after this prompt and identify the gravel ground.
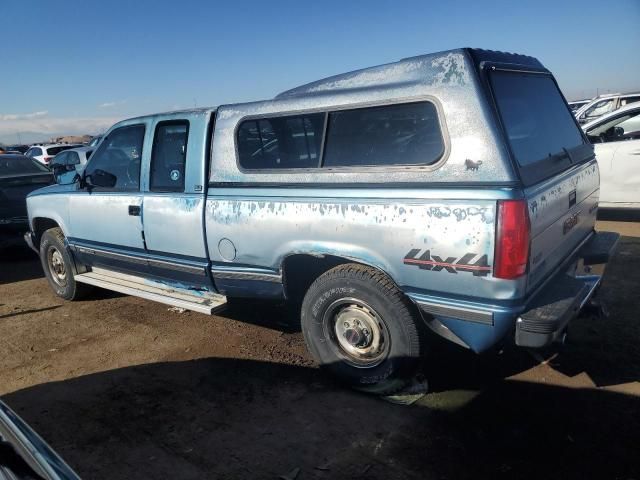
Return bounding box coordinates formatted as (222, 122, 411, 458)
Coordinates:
(0, 217, 639, 479)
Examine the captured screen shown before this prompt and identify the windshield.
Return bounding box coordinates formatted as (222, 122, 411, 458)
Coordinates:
(0, 155, 50, 176)
(490, 71, 585, 167)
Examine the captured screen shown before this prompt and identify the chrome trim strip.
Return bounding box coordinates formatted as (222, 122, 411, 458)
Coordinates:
(416, 300, 494, 325)
(73, 245, 147, 265)
(211, 268, 282, 283)
(70, 244, 206, 275)
(147, 257, 206, 275)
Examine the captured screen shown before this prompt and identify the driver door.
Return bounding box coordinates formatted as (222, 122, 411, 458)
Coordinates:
(68, 123, 149, 275)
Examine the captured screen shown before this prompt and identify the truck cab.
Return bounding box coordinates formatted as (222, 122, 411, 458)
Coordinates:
(25, 48, 619, 394)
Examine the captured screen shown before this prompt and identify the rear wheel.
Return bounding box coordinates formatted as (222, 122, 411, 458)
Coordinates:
(39, 227, 91, 300)
(301, 264, 426, 394)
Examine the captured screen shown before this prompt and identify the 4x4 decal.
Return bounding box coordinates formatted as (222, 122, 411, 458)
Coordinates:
(403, 249, 491, 277)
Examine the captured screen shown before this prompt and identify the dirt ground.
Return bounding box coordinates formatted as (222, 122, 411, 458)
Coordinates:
(1, 214, 639, 480)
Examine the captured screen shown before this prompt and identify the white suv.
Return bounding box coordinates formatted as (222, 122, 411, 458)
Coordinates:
(575, 92, 640, 125)
(25, 144, 83, 166)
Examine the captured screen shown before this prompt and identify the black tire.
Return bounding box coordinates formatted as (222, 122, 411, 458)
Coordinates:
(301, 263, 426, 394)
(39, 227, 91, 300)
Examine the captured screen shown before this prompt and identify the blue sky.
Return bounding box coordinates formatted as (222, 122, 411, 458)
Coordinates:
(1, 0, 638, 143)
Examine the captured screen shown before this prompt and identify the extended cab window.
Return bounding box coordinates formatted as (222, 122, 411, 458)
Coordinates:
(84, 125, 145, 191)
(490, 71, 587, 185)
(237, 113, 324, 170)
(150, 121, 189, 192)
(323, 102, 444, 167)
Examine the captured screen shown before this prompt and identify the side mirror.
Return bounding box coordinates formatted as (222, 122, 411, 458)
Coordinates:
(86, 169, 117, 188)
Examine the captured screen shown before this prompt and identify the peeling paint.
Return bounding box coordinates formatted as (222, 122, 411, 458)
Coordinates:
(431, 53, 470, 86)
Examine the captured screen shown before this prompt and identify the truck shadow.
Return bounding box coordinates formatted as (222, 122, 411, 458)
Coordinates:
(2, 357, 639, 480)
(0, 246, 43, 285)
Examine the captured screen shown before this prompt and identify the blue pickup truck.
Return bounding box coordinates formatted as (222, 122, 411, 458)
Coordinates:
(25, 48, 618, 393)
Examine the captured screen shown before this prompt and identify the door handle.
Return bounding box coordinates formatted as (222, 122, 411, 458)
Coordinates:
(128, 205, 141, 216)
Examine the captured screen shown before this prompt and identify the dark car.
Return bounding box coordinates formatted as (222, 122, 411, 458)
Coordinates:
(0, 399, 80, 479)
(4, 145, 29, 154)
(0, 154, 53, 249)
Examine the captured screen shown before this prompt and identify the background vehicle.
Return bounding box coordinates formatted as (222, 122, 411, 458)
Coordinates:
(0, 154, 52, 248)
(3, 145, 29, 154)
(49, 147, 94, 184)
(568, 99, 590, 112)
(0, 399, 80, 480)
(575, 92, 640, 125)
(585, 102, 640, 209)
(24, 144, 83, 166)
(25, 49, 618, 393)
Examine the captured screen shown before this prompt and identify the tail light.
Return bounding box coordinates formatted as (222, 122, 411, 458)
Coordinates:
(494, 200, 530, 279)
(43, 156, 53, 163)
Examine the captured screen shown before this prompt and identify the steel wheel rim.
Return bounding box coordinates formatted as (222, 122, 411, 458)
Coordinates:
(323, 298, 389, 368)
(47, 247, 67, 286)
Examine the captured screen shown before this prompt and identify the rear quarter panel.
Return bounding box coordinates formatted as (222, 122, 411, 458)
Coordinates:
(206, 188, 521, 301)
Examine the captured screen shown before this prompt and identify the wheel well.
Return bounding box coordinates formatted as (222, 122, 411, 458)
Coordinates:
(282, 254, 383, 304)
(32, 218, 61, 248)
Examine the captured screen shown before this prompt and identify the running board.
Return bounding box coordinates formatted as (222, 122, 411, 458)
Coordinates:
(74, 267, 227, 315)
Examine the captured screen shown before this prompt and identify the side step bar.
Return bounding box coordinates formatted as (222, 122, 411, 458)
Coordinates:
(74, 267, 227, 315)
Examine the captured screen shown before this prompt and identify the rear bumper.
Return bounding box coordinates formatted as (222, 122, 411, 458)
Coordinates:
(410, 231, 620, 352)
(514, 274, 599, 347)
(514, 231, 619, 348)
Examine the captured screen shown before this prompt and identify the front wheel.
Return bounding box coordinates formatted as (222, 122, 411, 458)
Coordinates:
(39, 227, 91, 300)
(301, 264, 426, 394)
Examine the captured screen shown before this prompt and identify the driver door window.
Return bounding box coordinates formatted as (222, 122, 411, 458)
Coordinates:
(84, 125, 145, 191)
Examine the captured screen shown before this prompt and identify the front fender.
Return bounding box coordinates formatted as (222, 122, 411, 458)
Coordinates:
(27, 192, 71, 239)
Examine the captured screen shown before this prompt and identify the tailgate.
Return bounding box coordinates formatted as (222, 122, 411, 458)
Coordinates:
(486, 66, 599, 292)
(525, 160, 599, 291)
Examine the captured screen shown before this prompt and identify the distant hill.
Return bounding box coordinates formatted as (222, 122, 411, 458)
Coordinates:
(50, 135, 93, 144)
(0, 132, 98, 146)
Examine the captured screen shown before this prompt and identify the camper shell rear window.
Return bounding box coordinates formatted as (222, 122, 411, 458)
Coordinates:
(489, 70, 592, 186)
